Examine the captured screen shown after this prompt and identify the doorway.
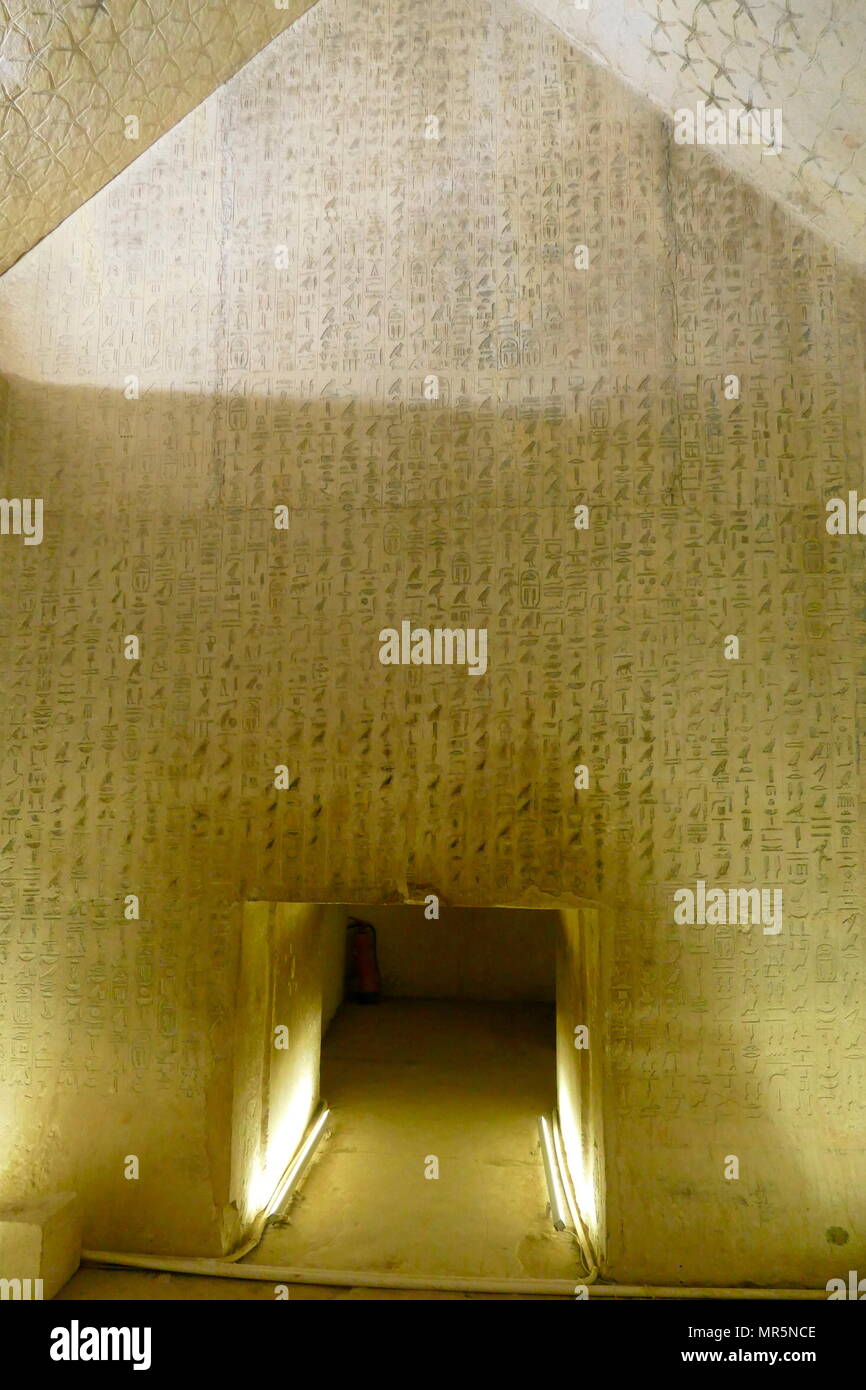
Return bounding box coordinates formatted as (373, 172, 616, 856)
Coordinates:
(230, 902, 602, 1284)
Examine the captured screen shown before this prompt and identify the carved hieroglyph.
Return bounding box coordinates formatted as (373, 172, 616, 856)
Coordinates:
(0, 0, 863, 1280)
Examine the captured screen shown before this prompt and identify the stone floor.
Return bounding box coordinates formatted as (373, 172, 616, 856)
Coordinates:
(244, 998, 579, 1282)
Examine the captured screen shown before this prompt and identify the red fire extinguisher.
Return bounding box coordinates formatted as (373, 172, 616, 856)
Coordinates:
(348, 918, 381, 1003)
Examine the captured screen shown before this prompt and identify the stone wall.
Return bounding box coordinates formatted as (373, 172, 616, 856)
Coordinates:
(0, 0, 863, 1280)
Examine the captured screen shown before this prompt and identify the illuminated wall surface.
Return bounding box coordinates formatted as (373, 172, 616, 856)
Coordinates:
(0, 0, 865, 1282)
(230, 902, 344, 1238)
(557, 908, 605, 1267)
(519, 0, 866, 266)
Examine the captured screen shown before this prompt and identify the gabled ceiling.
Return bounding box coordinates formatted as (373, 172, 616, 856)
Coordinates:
(517, 0, 866, 265)
(0, 0, 317, 275)
(2, 0, 864, 279)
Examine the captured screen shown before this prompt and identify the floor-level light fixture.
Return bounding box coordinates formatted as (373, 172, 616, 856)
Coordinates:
(537, 1114, 568, 1231)
(266, 1102, 332, 1219)
(551, 1111, 583, 1236)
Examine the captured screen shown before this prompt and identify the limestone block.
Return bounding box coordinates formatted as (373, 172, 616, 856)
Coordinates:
(0, 1193, 82, 1300)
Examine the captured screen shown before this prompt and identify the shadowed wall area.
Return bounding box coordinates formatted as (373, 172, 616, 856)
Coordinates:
(0, 0, 864, 1285)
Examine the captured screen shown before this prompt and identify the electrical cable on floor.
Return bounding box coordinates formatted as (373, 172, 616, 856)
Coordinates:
(78, 1251, 831, 1299)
